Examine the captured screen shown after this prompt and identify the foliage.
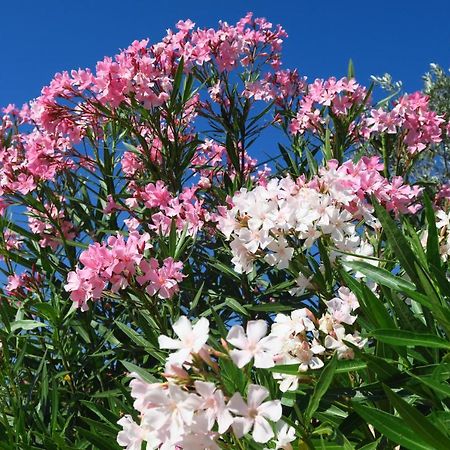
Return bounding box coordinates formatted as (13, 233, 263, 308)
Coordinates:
(0, 13, 449, 450)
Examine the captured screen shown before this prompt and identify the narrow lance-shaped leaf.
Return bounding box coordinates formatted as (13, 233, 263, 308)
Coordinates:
(383, 385, 450, 450)
(371, 329, 450, 349)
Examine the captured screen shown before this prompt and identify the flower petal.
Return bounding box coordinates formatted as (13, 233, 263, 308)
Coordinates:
(171, 316, 192, 340)
(258, 400, 282, 421)
(232, 417, 254, 438)
(158, 335, 182, 350)
(228, 392, 248, 416)
(246, 320, 268, 343)
(230, 349, 253, 368)
(247, 384, 269, 408)
(252, 415, 274, 443)
(253, 351, 275, 369)
(226, 325, 248, 349)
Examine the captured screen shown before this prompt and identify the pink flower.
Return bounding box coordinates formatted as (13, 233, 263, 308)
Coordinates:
(64, 268, 105, 311)
(138, 257, 185, 299)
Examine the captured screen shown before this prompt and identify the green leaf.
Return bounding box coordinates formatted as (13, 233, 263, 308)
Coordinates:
(11, 320, 47, 332)
(408, 373, 450, 397)
(335, 360, 367, 374)
(80, 401, 121, 428)
(347, 58, 355, 79)
(372, 199, 420, 286)
(424, 194, 441, 268)
(344, 260, 415, 292)
(371, 329, 450, 349)
(267, 364, 300, 375)
(209, 260, 241, 281)
(360, 352, 400, 381)
(353, 402, 430, 450)
(323, 128, 332, 161)
(383, 385, 450, 450)
(359, 282, 396, 330)
(190, 282, 204, 311)
(115, 321, 155, 350)
(358, 440, 381, 450)
(305, 354, 337, 421)
(246, 303, 293, 312)
(77, 427, 121, 450)
(120, 361, 158, 384)
(225, 297, 249, 317)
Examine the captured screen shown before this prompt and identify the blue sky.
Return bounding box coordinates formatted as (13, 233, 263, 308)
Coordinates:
(1, 0, 449, 108)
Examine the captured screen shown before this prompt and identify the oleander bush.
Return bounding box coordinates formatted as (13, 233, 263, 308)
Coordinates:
(0, 13, 449, 450)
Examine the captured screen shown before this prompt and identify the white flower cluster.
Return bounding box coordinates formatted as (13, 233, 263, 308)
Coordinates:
(117, 301, 366, 449)
(217, 175, 375, 275)
(227, 289, 366, 393)
(436, 209, 450, 261)
(117, 316, 295, 449)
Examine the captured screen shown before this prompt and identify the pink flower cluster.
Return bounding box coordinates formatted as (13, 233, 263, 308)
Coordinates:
(365, 92, 445, 154)
(315, 156, 422, 216)
(289, 77, 369, 135)
(29, 14, 286, 140)
(0, 14, 287, 215)
(191, 139, 269, 188)
(129, 181, 209, 236)
(241, 69, 306, 104)
(1, 230, 23, 253)
(28, 202, 76, 250)
(0, 106, 77, 200)
(4, 271, 42, 301)
(121, 139, 162, 177)
(64, 231, 184, 310)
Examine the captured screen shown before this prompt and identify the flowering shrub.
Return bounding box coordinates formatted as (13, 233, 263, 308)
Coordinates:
(1, 13, 450, 450)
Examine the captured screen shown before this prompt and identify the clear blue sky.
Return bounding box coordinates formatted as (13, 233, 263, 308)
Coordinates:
(1, 0, 449, 108)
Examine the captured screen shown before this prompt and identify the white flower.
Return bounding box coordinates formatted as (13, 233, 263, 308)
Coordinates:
(436, 209, 450, 229)
(271, 308, 316, 339)
(294, 340, 325, 371)
(230, 237, 255, 274)
(117, 415, 152, 450)
(140, 383, 201, 442)
(341, 240, 377, 278)
(272, 355, 301, 392)
(229, 384, 282, 443)
(289, 272, 315, 296)
(238, 227, 273, 254)
(294, 205, 320, 234)
(180, 412, 220, 450)
(325, 287, 360, 326)
(324, 325, 367, 359)
(318, 206, 355, 243)
(158, 316, 209, 365)
(227, 320, 281, 368)
(246, 199, 276, 231)
(217, 210, 239, 239)
(274, 372, 300, 393)
(194, 381, 233, 433)
(264, 237, 294, 269)
(299, 224, 322, 248)
(129, 374, 163, 413)
(273, 420, 296, 449)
